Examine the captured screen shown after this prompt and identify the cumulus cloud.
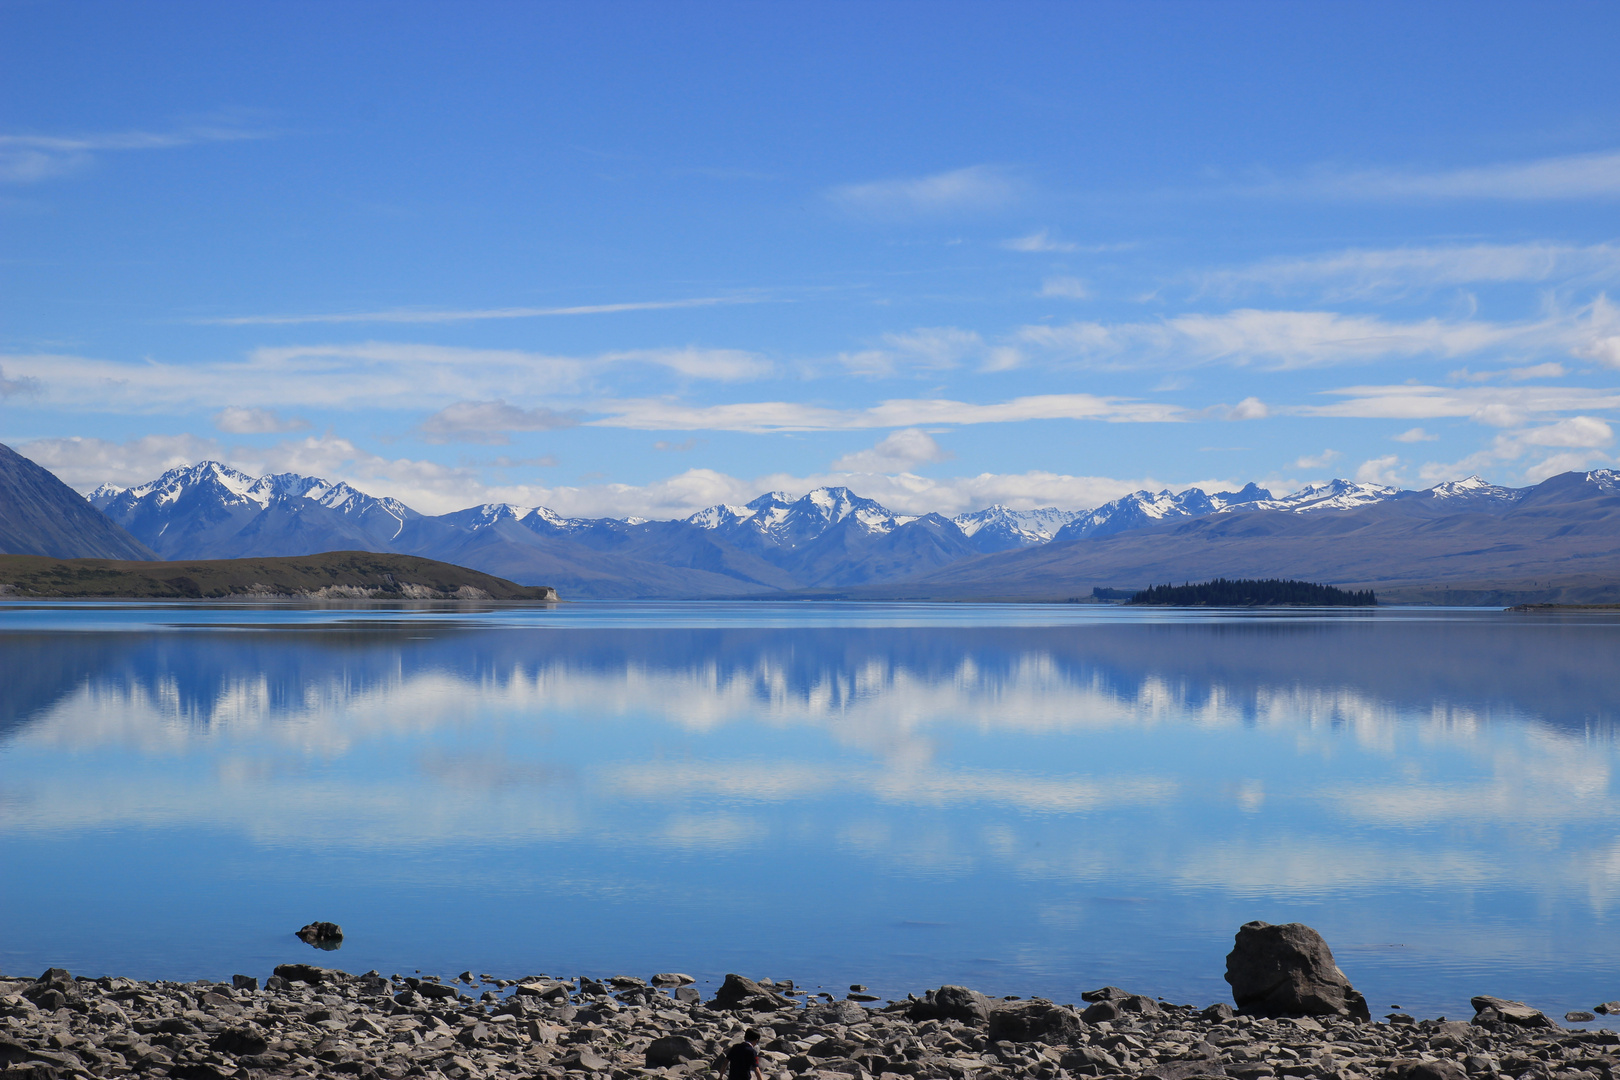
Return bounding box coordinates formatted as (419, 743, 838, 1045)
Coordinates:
(1517, 415, 1614, 449)
(828, 165, 1021, 216)
(213, 406, 309, 434)
(0, 125, 269, 184)
(1392, 427, 1438, 443)
(828, 429, 950, 473)
(417, 400, 585, 444)
(1355, 455, 1403, 486)
(1415, 416, 1614, 486)
(1222, 397, 1270, 421)
(1039, 276, 1091, 300)
(1294, 449, 1342, 469)
(1003, 229, 1077, 253)
(16, 433, 225, 489)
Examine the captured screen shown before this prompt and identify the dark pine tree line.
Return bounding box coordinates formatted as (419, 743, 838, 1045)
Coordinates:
(1127, 578, 1377, 607)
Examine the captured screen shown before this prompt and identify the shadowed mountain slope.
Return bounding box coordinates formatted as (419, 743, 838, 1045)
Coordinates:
(0, 442, 155, 560)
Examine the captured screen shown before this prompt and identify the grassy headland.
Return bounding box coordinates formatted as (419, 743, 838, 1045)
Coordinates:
(0, 551, 557, 600)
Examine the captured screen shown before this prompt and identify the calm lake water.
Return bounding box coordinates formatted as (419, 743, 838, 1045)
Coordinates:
(1, 601, 1617, 1022)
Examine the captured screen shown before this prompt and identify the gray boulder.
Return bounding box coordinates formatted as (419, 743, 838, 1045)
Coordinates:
(907, 985, 994, 1026)
(709, 973, 792, 1011)
(651, 973, 694, 987)
(987, 998, 1085, 1044)
(1469, 996, 1557, 1029)
(1142, 1063, 1227, 1080)
(271, 963, 343, 986)
(1388, 1060, 1468, 1080)
(1224, 921, 1370, 1021)
(803, 1000, 868, 1026)
(646, 1035, 706, 1067)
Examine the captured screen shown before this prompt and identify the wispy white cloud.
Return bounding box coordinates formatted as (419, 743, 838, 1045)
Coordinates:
(1019, 308, 1526, 370)
(213, 406, 309, 434)
(828, 429, 950, 473)
(1392, 427, 1438, 443)
(839, 327, 983, 377)
(1003, 229, 1076, 253)
(1201, 242, 1620, 300)
(194, 295, 760, 326)
(0, 340, 773, 413)
(1303, 384, 1620, 426)
(416, 400, 584, 444)
(828, 165, 1021, 217)
(590, 392, 1185, 433)
(1293, 149, 1620, 201)
(0, 125, 270, 184)
(1039, 276, 1091, 300)
(0, 364, 41, 397)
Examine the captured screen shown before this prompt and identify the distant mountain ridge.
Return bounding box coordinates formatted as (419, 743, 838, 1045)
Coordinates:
(83, 457, 1620, 601)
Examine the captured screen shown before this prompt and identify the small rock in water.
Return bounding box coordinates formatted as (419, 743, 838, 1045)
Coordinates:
(1566, 1010, 1597, 1022)
(847, 992, 881, 1002)
(1595, 1000, 1620, 1014)
(850, 983, 867, 991)
(650, 972, 694, 986)
(457, 970, 474, 983)
(295, 921, 344, 949)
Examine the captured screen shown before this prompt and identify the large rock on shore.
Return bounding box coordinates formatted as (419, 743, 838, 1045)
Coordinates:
(987, 998, 1085, 1043)
(1470, 995, 1557, 1028)
(1224, 921, 1371, 1021)
(906, 985, 994, 1025)
(708, 973, 792, 1011)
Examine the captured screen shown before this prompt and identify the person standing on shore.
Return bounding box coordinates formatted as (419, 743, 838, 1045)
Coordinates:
(725, 1028, 765, 1080)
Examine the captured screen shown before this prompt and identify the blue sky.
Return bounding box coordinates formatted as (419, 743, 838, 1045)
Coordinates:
(3, 0, 1620, 517)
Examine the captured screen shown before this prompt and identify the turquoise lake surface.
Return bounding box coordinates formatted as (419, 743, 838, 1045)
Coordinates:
(1, 601, 1616, 1022)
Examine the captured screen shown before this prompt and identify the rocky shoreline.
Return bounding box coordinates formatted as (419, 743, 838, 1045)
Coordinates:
(4, 963, 1618, 1080)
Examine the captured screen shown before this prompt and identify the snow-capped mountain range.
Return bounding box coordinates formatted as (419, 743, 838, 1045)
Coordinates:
(86, 461, 1619, 599)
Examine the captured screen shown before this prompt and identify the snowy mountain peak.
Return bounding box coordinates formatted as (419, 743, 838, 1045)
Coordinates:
(953, 505, 1084, 549)
(1424, 475, 1519, 503)
(1272, 479, 1398, 512)
(685, 503, 755, 529)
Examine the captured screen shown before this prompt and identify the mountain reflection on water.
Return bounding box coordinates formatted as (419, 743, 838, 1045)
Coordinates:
(0, 604, 1616, 1024)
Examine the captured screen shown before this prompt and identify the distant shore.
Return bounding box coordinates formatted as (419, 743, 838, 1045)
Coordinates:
(3, 965, 1616, 1080)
